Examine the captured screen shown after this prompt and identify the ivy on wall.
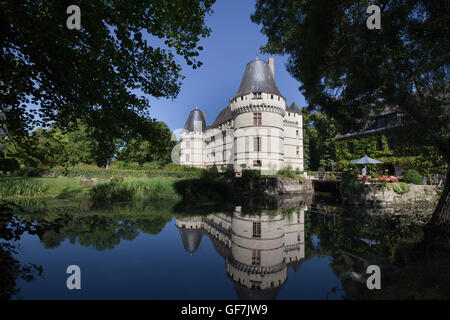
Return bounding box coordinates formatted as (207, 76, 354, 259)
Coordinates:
(334, 132, 447, 175)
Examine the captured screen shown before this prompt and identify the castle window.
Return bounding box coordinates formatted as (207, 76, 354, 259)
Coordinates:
(241, 96, 243, 101)
(254, 137, 262, 152)
(271, 95, 274, 99)
(223, 150, 226, 161)
(296, 146, 300, 156)
(253, 160, 262, 167)
(252, 250, 261, 265)
(186, 140, 190, 148)
(296, 130, 299, 136)
(288, 112, 291, 116)
(211, 136, 215, 142)
(253, 222, 261, 238)
(185, 154, 190, 162)
(222, 131, 226, 140)
(252, 92, 262, 99)
(253, 112, 262, 126)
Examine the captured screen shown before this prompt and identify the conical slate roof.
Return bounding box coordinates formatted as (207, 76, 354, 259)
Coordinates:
(184, 108, 206, 132)
(177, 227, 203, 254)
(235, 59, 282, 98)
(286, 102, 301, 114)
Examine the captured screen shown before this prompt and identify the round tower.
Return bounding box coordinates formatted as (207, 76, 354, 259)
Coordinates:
(180, 107, 206, 167)
(230, 58, 286, 173)
(226, 206, 287, 291)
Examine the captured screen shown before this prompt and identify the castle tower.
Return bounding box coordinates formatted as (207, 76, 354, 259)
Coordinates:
(226, 206, 287, 293)
(180, 108, 207, 167)
(229, 58, 286, 173)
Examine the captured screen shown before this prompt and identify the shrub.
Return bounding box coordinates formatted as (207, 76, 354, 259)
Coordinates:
(15, 167, 44, 177)
(0, 158, 20, 173)
(403, 170, 423, 185)
(382, 182, 410, 194)
(242, 169, 261, 179)
(276, 166, 295, 178)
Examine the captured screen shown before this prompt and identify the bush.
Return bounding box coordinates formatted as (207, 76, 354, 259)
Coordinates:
(0, 158, 20, 173)
(403, 170, 423, 185)
(276, 166, 295, 178)
(15, 167, 44, 177)
(382, 182, 410, 194)
(242, 169, 261, 179)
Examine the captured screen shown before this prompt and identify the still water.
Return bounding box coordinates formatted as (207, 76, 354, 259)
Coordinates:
(0, 195, 428, 300)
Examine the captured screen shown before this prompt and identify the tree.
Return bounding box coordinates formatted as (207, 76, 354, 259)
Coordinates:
(303, 110, 339, 171)
(117, 121, 175, 166)
(252, 0, 450, 234)
(1, 0, 214, 159)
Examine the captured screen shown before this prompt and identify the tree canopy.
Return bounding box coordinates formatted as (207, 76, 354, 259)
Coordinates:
(1, 0, 215, 153)
(252, 0, 450, 230)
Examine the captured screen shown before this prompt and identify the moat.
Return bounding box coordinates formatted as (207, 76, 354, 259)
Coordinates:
(1, 195, 447, 300)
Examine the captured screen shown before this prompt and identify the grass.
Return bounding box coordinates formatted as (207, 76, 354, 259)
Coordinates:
(0, 176, 92, 199)
(91, 177, 182, 203)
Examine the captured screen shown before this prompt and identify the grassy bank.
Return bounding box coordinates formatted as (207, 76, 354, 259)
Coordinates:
(0, 176, 92, 199)
(92, 177, 182, 203)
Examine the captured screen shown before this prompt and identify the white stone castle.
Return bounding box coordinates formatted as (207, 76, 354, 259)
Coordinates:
(179, 57, 304, 173)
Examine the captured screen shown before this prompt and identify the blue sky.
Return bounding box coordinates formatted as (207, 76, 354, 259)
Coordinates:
(146, 0, 306, 132)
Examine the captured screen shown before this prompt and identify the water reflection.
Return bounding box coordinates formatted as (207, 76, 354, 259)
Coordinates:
(176, 203, 306, 299)
(1, 196, 445, 300)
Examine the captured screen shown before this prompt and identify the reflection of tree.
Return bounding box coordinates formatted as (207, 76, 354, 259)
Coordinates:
(0, 202, 43, 299)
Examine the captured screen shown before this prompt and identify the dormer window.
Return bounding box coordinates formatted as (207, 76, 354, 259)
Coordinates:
(241, 96, 243, 101)
(271, 95, 274, 99)
(252, 92, 262, 99)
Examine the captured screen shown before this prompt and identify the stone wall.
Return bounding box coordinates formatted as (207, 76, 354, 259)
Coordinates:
(233, 176, 313, 196)
(343, 183, 438, 206)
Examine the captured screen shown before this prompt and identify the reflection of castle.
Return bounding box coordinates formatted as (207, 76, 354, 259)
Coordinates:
(176, 205, 305, 299)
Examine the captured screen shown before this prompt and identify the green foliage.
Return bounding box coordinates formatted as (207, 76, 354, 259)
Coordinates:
(0, 181, 48, 197)
(92, 177, 182, 203)
(14, 167, 44, 177)
(276, 166, 295, 178)
(173, 176, 232, 204)
(2, 0, 214, 147)
(302, 111, 339, 171)
(242, 169, 261, 179)
(382, 182, 411, 195)
(0, 158, 20, 174)
(403, 170, 423, 185)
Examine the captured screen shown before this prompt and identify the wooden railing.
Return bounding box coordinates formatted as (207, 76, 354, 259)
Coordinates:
(315, 171, 343, 181)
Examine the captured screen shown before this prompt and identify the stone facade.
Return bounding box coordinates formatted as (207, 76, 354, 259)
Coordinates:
(179, 58, 304, 173)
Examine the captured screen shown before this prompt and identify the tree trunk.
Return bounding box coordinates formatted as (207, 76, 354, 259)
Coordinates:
(424, 165, 450, 253)
(429, 165, 450, 227)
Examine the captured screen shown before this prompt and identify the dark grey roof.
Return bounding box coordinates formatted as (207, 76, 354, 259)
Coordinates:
(177, 227, 203, 254)
(235, 59, 282, 98)
(286, 102, 301, 114)
(210, 106, 232, 128)
(184, 108, 206, 132)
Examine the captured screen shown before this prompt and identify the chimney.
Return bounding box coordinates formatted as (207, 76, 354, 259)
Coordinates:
(268, 57, 274, 77)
